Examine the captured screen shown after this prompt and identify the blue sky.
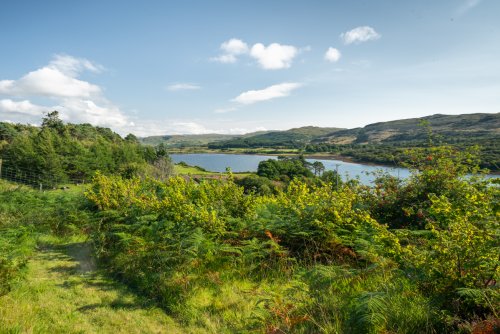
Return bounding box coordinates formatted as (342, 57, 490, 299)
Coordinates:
(0, 0, 498, 136)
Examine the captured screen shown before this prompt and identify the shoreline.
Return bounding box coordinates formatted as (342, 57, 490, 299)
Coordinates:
(170, 150, 500, 175)
(170, 150, 401, 169)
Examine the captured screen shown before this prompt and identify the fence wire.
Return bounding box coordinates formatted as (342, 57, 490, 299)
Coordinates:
(0, 159, 88, 190)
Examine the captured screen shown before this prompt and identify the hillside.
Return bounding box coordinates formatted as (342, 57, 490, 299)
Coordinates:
(207, 126, 344, 148)
(156, 112, 498, 170)
(140, 131, 271, 147)
(140, 133, 239, 147)
(201, 113, 499, 148)
(318, 113, 500, 144)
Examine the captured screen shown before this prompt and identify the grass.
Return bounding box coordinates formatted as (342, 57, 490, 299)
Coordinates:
(0, 235, 195, 334)
(173, 163, 253, 179)
(174, 163, 218, 175)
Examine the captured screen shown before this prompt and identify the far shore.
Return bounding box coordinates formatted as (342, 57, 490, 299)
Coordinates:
(169, 149, 402, 169)
(169, 149, 500, 175)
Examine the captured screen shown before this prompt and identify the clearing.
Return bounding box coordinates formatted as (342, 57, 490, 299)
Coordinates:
(0, 236, 189, 334)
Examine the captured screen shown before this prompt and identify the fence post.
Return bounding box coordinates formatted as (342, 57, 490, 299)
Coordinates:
(40, 183, 42, 192)
(0, 158, 2, 179)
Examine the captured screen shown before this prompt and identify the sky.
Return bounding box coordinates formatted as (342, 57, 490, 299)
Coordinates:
(0, 0, 499, 136)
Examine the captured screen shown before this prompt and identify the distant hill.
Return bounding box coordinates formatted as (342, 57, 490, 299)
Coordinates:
(140, 134, 238, 147)
(205, 113, 499, 148)
(140, 127, 342, 148)
(139, 131, 272, 147)
(318, 113, 500, 145)
(207, 126, 344, 148)
(139, 113, 499, 170)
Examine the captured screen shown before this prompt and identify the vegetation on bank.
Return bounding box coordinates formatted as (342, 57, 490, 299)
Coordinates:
(82, 145, 498, 333)
(1, 114, 498, 333)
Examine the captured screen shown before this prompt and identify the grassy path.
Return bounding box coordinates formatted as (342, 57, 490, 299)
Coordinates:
(0, 236, 186, 334)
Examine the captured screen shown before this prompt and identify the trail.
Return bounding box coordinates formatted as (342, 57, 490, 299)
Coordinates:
(0, 238, 185, 334)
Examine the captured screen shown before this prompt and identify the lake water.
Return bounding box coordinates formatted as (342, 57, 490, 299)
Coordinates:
(171, 153, 411, 185)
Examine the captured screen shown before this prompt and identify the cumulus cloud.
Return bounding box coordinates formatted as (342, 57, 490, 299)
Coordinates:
(0, 67, 101, 98)
(0, 54, 131, 130)
(232, 82, 302, 105)
(0, 99, 47, 116)
(212, 38, 248, 63)
(324, 47, 341, 62)
(341, 26, 381, 45)
(221, 38, 249, 55)
(250, 43, 298, 70)
(212, 39, 301, 69)
(166, 83, 201, 91)
(58, 98, 129, 127)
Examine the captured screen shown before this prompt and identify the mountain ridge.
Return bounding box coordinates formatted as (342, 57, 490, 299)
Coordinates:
(140, 113, 498, 148)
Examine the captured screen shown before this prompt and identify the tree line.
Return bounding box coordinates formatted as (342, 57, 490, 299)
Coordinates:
(0, 111, 172, 187)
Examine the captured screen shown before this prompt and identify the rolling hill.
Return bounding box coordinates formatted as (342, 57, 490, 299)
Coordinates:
(317, 113, 500, 145)
(140, 113, 499, 170)
(204, 113, 499, 148)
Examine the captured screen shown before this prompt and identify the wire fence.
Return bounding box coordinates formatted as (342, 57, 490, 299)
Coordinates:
(0, 159, 89, 190)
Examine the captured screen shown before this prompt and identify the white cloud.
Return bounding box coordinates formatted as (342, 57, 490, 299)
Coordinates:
(221, 38, 248, 55)
(57, 98, 129, 127)
(250, 43, 298, 70)
(0, 54, 105, 100)
(166, 83, 201, 91)
(232, 82, 302, 105)
(0, 99, 47, 116)
(0, 66, 101, 98)
(212, 39, 301, 69)
(341, 26, 381, 45)
(324, 47, 341, 62)
(0, 54, 131, 131)
(211, 54, 237, 63)
(121, 118, 269, 136)
(212, 38, 248, 63)
(121, 120, 211, 136)
(49, 54, 103, 76)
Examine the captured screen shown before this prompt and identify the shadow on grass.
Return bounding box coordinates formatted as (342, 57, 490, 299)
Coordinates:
(39, 241, 96, 274)
(77, 298, 143, 312)
(37, 240, 157, 313)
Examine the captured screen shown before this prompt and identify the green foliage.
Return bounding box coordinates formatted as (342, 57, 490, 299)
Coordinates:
(41, 110, 65, 133)
(0, 181, 89, 295)
(81, 143, 498, 332)
(294, 265, 439, 334)
(0, 114, 157, 187)
(368, 145, 486, 229)
(399, 188, 499, 315)
(235, 174, 279, 195)
(257, 156, 314, 181)
(207, 126, 341, 149)
(258, 180, 400, 263)
(1, 133, 498, 332)
(0, 226, 34, 296)
(365, 145, 499, 321)
(321, 169, 343, 188)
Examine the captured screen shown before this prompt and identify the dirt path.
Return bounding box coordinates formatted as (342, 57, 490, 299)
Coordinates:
(0, 238, 186, 334)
